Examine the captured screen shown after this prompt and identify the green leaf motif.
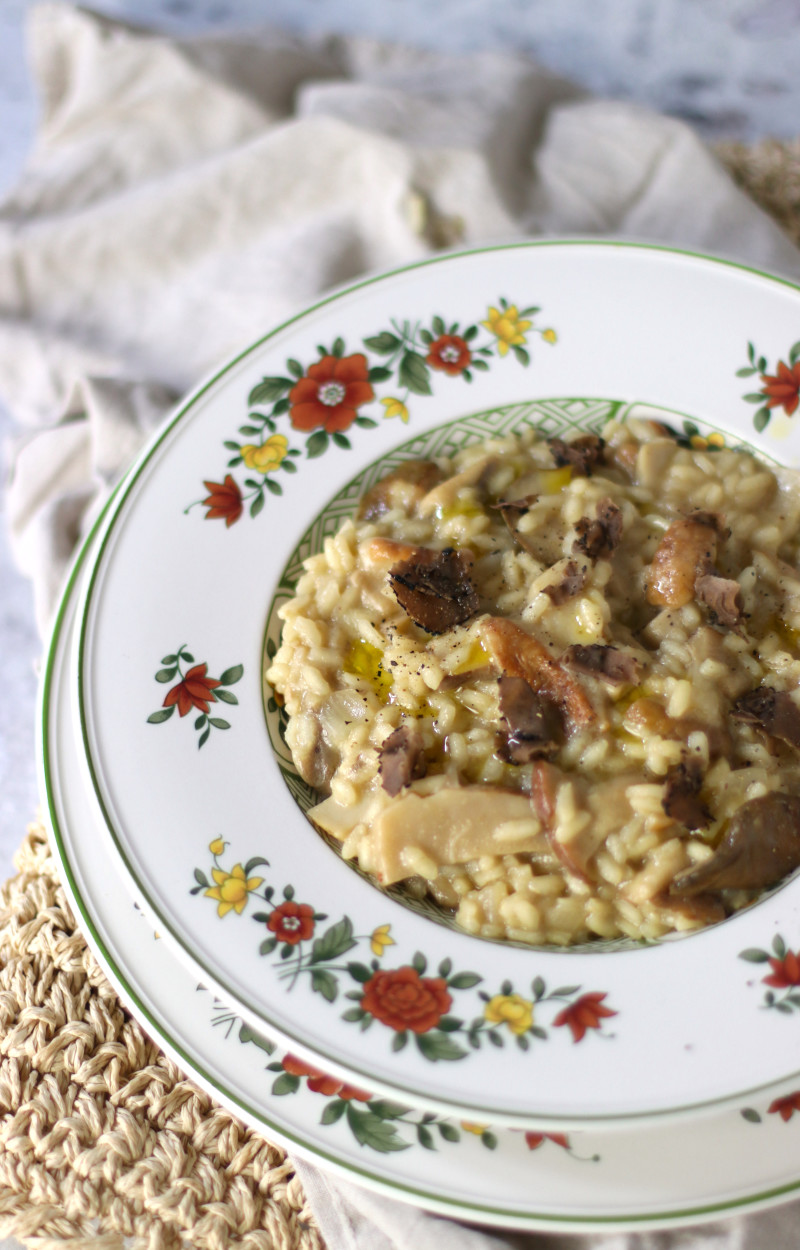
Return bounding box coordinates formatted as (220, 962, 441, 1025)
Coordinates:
(194, 869, 209, 888)
(399, 351, 432, 396)
(346, 1105, 410, 1153)
(215, 689, 238, 705)
(740, 1107, 762, 1124)
(332, 336, 345, 357)
(155, 667, 178, 683)
(250, 493, 265, 518)
(272, 1072, 301, 1096)
(321, 1099, 347, 1125)
(790, 341, 800, 365)
(161, 654, 178, 665)
(743, 392, 768, 403)
(249, 377, 293, 405)
(415, 1031, 468, 1062)
(363, 332, 401, 354)
(332, 432, 351, 450)
(368, 1100, 410, 1120)
(773, 934, 787, 959)
(753, 408, 771, 432)
(265, 478, 283, 496)
(309, 916, 357, 965)
(438, 1122, 460, 1142)
(147, 707, 175, 724)
(198, 727, 210, 749)
(368, 366, 393, 383)
(417, 1124, 435, 1150)
(306, 430, 329, 459)
(311, 969, 339, 1003)
(238, 1024, 275, 1054)
(448, 972, 482, 990)
(219, 664, 244, 686)
(347, 962, 373, 984)
(736, 367, 757, 377)
(208, 718, 230, 730)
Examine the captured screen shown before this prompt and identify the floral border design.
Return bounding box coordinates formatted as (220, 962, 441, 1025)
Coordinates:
(740, 934, 800, 1014)
(193, 840, 617, 1066)
(147, 645, 243, 748)
(188, 299, 557, 525)
(741, 1091, 800, 1126)
(738, 340, 800, 432)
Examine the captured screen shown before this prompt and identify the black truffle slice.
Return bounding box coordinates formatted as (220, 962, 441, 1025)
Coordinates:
(662, 758, 712, 830)
(732, 686, 800, 750)
(496, 674, 563, 764)
(547, 434, 605, 477)
(563, 644, 641, 687)
(542, 560, 588, 605)
(389, 547, 479, 634)
(572, 497, 623, 562)
(379, 724, 427, 797)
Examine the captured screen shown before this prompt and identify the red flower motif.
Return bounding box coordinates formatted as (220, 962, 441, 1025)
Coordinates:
(267, 900, 316, 946)
(768, 1091, 800, 1122)
(361, 966, 452, 1034)
(525, 1131, 570, 1151)
(288, 353, 374, 433)
(426, 334, 472, 375)
(760, 360, 800, 416)
(553, 992, 616, 1043)
(202, 475, 243, 526)
(764, 950, 800, 987)
(281, 1054, 371, 1101)
(163, 663, 221, 717)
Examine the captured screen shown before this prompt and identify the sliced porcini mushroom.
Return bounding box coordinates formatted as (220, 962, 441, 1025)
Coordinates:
(622, 696, 731, 761)
(479, 616, 596, 732)
(731, 686, 800, 750)
(671, 792, 800, 895)
(530, 759, 562, 826)
(645, 511, 722, 608)
(572, 497, 623, 562)
(563, 644, 641, 688)
(494, 494, 540, 557)
(357, 460, 444, 520)
(389, 546, 479, 634)
(542, 559, 588, 605)
(417, 454, 497, 518)
(362, 536, 428, 567)
(661, 758, 711, 830)
(378, 724, 427, 797)
(694, 573, 744, 629)
(367, 786, 544, 884)
(651, 890, 727, 927)
(545, 773, 637, 883)
(496, 674, 563, 763)
(547, 434, 605, 476)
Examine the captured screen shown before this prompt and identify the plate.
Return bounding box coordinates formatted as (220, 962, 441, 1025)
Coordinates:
(39, 516, 800, 1233)
(73, 241, 800, 1128)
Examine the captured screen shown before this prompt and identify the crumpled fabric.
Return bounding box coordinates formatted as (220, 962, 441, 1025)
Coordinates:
(4, 6, 800, 1247)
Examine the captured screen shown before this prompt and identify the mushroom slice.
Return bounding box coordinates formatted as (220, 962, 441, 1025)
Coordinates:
(547, 434, 605, 477)
(563, 644, 641, 688)
(479, 617, 596, 732)
(542, 559, 589, 605)
(645, 511, 722, 608)
(357, 460, 444, 520)
(661, 758, 711, 830)
(623, 696, 731, 761)
(417, 454, 497, 518)
(379, 724, 427, 797)
(671, 792, 800, 895)
(694, 573, 744, 629)
(367, 786, 544, 885)
(572, 497, 623, 562)
(496, 674, 563, 763)
(494, 494, 540, 557)
(732, 686, 800, 751)
(389, 546, 479, 634)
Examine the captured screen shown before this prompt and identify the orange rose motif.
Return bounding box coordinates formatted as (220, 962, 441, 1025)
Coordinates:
(525, 1131, 569, 1151)
(360, 966, 452, 1034)
(426, 334, 472, 375)
(163, 663, 221, 717)
(768, 1091, 800, 1122)
(202, 475, 243, 526)
(288, 353, 374, 432)
(267, 900, 316, 946)
(764, 950, 800, 987)
(761, 360, 800, 416)
(281, 1054, 371, 1101)
(553, 992, 616, 1043)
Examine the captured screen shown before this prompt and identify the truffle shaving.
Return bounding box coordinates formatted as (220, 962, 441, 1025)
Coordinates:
(543, 560, 588, 605)
(496, 674, 563, 763)
(379, 724, 427, 797)
(694, 574, 744, 628)
(564, 644, 641, 687)
(573, 497, 623, 561)
(548, 434, 605, 476)
(732, 686, 800, 750)
(389, 546, 479, 634)
(661, 758, 711, 830)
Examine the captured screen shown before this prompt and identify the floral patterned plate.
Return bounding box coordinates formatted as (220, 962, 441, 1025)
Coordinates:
(73, 242, 800, 1130)
(41, 497, 800, 1233)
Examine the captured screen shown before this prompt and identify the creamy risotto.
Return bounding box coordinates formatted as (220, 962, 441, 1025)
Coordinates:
(266, 419, 800, 946)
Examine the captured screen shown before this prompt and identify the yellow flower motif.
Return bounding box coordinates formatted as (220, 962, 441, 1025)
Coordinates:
(481, 305, 532, 356)
(483, 993, 534, 1036)
(208, 837, 226, 857)
(240, 433, 289, 473)
(380, 397, 410, 423)
(689, 431, 725, 450)
(370, 924, 395, 957)
(541, 328, 557, 344)
(461, 1121, 488, 1135)
(205, 863, 264, 918)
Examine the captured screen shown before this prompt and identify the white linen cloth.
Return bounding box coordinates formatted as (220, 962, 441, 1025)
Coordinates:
(3, 5, 800, 1247)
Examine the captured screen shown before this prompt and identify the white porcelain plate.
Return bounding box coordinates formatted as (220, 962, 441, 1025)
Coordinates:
(41, 495, 800, 1234)
(74, 242, 800, 1129)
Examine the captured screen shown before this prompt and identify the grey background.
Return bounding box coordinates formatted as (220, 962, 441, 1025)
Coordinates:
(1, 0, 799, 880)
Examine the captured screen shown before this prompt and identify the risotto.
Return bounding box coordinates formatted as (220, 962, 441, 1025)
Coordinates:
(266, 419, 800, 946)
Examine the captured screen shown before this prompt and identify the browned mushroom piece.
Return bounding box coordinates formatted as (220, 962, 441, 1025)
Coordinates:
(542, 560, 589, 605)
(494, 494, 540, 557)
(563, 644, 641, 687)
(623, 696, 732, 762)
(480, 616, 597, 733)
(389, 546, 479, 634)
(670, 792, 800, 895)
(731, 687, 800, 751)
(547, 434, 606, 477)
(378, 724, 427, 797)
(357, 460, 444, 521)
(645, 511, 722, 608)
(694, 573, 744, 629)
(661, 758, 712, 830)
(496, 674, 563, 764)
(572, 497, 623, 562)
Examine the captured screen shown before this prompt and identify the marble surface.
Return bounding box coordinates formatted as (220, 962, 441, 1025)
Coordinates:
(1, 3, 799, 878)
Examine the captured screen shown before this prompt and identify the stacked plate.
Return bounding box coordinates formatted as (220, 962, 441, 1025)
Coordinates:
(39, 242, 800, 1233)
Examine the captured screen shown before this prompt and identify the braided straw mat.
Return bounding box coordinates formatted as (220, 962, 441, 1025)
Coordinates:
(0, 138, 797, 1250)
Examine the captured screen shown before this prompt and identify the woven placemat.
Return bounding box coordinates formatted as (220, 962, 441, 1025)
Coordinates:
(1, 136, 798, 1250)
(0, 823, 323, 1250)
